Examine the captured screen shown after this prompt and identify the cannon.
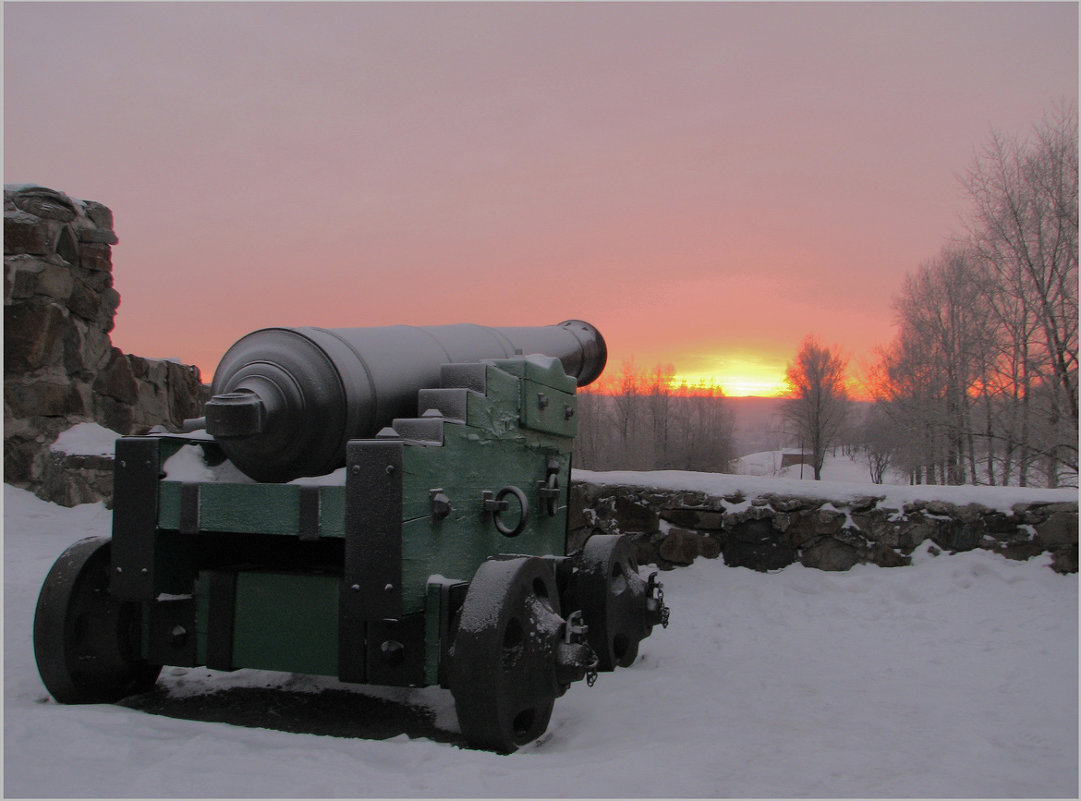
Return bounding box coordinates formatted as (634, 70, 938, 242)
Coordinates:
(32, 319, 669, 753)
(204, 320, 608, 482)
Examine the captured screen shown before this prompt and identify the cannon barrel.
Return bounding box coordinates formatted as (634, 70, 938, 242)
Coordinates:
(204, 320, 606, 482)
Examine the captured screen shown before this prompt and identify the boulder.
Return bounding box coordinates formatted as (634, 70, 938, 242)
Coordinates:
(723, 517, 797, 572)
(5, 302, 67, 373)
(4, 213, 50, 255)
(613, 494, 660, 533)
(930, 518, 985, 553)
(868, 543, 910, 568)
(800, 537, 861, 571)
(40, 452, 115, 508)
(1033, 511, 1079, 549)
(660, 509, 724, 530)
(1050, 545, 1078, 575)
(657, 527, 722, 566)
(11, 187, 78, 222)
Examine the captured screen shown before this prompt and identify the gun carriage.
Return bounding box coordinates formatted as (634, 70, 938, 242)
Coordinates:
(33, 320, 668, 752)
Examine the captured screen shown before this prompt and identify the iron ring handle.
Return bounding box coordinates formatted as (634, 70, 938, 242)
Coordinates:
(493, 485, 529, 537)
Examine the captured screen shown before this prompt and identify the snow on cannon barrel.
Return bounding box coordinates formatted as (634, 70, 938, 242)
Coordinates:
(203, 320, 607, 482)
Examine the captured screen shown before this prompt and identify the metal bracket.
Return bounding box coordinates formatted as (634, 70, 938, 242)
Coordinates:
(179, 482, 200, 535)
(298, 485, 321, 541)
(366, 615, 425, 687)
(646, 572, 670, 629)
(537, 458, 561, 517)
(111, 437, 161, 602)
(340, 439, 403, 683)
(147, 597, 197, 667)
(436, 580, 469, 688)
(430, 488, 454, 521)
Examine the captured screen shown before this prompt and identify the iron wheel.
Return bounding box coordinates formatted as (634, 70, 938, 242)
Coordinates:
(33, 537, 161, 704)
(449, 557, 565, 753)
(578, 533, 651, 670)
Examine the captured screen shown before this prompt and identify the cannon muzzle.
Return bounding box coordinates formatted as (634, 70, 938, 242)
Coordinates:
(204, 320, 606, 482)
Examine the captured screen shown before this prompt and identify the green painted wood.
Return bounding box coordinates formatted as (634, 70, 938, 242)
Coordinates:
(488, 354, 577, 393)
(520, 379, 577, 437)
(464, 365, 521, 436)
(397, 425, 570, 614)
(158, 482, 346, 537)
(230, 572, 340, 676)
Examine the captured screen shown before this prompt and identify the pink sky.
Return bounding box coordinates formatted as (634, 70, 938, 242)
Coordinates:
(5, 2, 1077, 395)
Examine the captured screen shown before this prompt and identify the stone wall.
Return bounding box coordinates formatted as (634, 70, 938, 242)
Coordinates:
(570, 480, 1079, 574)
(5, 185, 206, 505)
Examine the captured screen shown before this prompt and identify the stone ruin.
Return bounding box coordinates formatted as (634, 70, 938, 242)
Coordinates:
(5, 185, 206, 506)
(569, 481, 1079, 574)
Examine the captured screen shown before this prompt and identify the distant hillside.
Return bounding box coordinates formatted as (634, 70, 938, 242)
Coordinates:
(727, 396, 872, 457)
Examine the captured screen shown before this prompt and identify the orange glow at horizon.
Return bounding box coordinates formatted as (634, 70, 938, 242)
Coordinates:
(667, 350, 792, 398)
(670, 372, 789, 398)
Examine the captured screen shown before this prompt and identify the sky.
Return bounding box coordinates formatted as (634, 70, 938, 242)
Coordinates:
(4, 2, 1077, 397)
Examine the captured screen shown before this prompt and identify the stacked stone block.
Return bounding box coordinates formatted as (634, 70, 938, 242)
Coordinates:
(5, 185, 205, 505)
(570, 481, 1079, 574)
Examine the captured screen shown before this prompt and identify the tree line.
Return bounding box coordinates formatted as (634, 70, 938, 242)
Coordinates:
(862, 103, 1077, 487)
(573, 362, 736, 472)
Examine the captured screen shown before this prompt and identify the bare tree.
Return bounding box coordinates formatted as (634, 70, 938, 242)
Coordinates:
(647, 363, 675, 466)
(859, 403, 901, 484)
(887, 246, 997, 483)
(783, 337, 851, 480)
(963, 101, 1078, 481)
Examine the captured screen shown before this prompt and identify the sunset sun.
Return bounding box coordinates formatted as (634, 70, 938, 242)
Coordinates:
(670, 372, 789, 398)
(669, 354, 790, 398)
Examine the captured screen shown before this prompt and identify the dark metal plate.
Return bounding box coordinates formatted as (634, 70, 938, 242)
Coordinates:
(111, 438, 161, 602)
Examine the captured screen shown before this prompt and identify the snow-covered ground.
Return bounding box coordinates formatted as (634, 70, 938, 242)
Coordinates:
(734, 449, 1078, 490)
(735, 450, 881, 482)
(580, 457, 1078, 514)
(4, 481, 1077, 798)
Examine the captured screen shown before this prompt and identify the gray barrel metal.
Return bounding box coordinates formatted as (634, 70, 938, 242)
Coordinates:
(205, 320, 606, 482)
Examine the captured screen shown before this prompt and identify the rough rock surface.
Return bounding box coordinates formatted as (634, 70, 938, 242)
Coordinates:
(570, 481, 1079, 574)
(5, 185, 206, 505)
